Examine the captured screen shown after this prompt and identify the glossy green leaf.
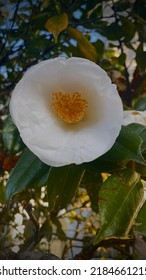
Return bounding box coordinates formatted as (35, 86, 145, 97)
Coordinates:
(85, 124, 146, 173)
(34, 171, 50, 189)
(102, 126, 146, 165)
(47, 164, 85, 210)
(129, 123, 146, 146)
(86, 158, 127, 173)
(3, 116, 25, 159)
(120, 15, 136, 40)
(6, 148, 50, 203)
(67, 27, 97, 62)
(134, 97, 146, 111)
(128, 123, 146, 153)
(82, 169, 103, 212)
(94, 39, 104, 58)
(114, 1, 130, 11)
(134, 201, 146, 236)
(100, 22, 123, 40)
(93, 169, 144, 244)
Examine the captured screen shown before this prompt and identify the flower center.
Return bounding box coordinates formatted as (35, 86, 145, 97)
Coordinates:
(52, 92, 88, 124)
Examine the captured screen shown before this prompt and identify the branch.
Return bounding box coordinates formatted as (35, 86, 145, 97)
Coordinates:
(70, 15, 114, 27)
(11, 0, 21, 30)
(74, 237, 135, 260)
(0, 42, 24, 66)
(0, 0, 21, 55)
(24, 203, 40, 247)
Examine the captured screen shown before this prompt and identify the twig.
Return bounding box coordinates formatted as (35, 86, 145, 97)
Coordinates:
(74, 237, 135, 260)
(24, 203, 39, 245)
(0, 0, 21, 55)
(11, 0, 21, 30)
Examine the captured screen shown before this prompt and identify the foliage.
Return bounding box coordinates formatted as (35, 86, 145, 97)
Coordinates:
(0, 0, 146, 260)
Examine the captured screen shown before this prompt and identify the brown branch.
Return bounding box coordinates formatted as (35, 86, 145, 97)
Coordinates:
(24, 203, 39, 245)
(74, 237, 135, 260)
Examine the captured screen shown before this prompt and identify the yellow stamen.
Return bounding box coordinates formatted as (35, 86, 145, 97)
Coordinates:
(52, 92, 88, 124)
(131, 112, 140, 115)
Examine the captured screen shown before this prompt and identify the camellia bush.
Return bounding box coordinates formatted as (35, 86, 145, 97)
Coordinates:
(0, 0, 146, 260)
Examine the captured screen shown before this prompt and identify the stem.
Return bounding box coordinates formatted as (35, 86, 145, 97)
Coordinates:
(24, 203, 39, 245)
(74, 237, 135, 260)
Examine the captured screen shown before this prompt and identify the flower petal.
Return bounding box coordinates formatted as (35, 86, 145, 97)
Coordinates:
(123, 110, 146, 126)
(10, 57, 123, 166)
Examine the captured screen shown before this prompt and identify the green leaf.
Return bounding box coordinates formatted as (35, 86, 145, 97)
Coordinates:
(93, 169, 144, 244)
(94, 39, 104, 58)
(119, 52, 126, 65)
(128, 123, 146, 153)
(134, 97, 146, 111)
(85, 124, 146, 173)
(120, 15, 136, 40)
(134, 161, 146, 176)
(82, 169, 103, 212)
(128, 123, 146, 177)
(134, 201, 146, 236)
(136, 51, 146, 72)
(6, 148, 50, 203)
(3, 116, 25, 159)
(100, 22, 123, 40)
(67, 27, 97, 62)
(102, 126, 146, 165)
(114, 1, 131, 11)
(86, 158, 127, 173)
(34, 170, 50, 189)
(47, 164, 85, 210)
(45, 13, 68, 41)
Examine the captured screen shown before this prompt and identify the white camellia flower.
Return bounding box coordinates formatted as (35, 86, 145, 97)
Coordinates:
(123, 110, 146, 126)
(10, 57, 123, 167)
